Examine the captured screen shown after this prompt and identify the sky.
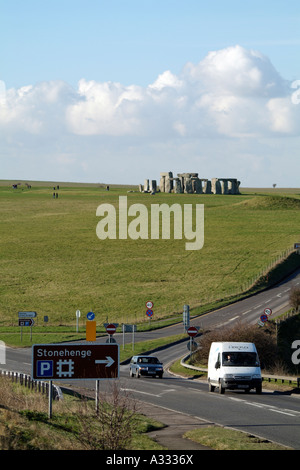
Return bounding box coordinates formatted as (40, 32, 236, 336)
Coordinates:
(1, 0, 300, 187)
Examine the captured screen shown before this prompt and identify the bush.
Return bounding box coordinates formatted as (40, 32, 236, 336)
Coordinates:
(195, 322, 278, 370)
(289, 286, 300, 312)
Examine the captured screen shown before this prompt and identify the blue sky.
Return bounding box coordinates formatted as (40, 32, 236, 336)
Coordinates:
(1, 0, 300, 186)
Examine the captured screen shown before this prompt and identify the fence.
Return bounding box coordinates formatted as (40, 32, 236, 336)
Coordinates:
(0, 369, 63, 400)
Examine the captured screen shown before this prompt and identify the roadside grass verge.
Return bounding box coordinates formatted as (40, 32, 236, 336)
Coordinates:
(0, 376, 165, 450)
(184, 426, 292, 450)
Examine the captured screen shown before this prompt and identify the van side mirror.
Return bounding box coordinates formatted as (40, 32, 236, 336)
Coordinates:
(215, 361, 220, 369)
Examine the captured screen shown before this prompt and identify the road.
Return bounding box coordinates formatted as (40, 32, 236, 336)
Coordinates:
(3, 268, 300, 449)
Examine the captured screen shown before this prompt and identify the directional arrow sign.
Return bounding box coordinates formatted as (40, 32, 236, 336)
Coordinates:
(95, 356, 115, 368)
(19, 319, 34, 327)
(32, 343, 119, 380)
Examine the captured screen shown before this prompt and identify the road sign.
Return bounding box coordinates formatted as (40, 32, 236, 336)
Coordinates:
(146, 309, 153, 317)
(87, 311, 95, 321)
(187, 326, 198, 337)
(18, 311, 37, 318)
(19, 319, 34, 327)
(105, 323, 117, 335)
(260, 314, 268, 323)
(264, 308, 272, 316)
(146, 301, 153, 309)
(32, 343, 119, 380)
(183, 304, 190, 328)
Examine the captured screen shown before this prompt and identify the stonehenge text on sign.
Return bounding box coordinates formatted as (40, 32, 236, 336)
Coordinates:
(32, 343, 119, 380)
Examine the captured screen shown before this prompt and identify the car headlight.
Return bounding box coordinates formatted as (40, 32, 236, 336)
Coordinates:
(252, 374, 261, 379)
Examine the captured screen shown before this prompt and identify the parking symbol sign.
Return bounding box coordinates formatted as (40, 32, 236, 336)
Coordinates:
(37, 360, 53, 377)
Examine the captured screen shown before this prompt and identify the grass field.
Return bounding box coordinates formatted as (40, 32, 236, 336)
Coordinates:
(0, 181, 300, 330)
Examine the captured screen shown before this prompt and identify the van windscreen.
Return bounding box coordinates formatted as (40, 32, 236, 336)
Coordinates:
(222, 352, 259, 367)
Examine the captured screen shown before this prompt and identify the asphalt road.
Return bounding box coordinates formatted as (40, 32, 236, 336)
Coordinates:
(3, 268, 300, 449)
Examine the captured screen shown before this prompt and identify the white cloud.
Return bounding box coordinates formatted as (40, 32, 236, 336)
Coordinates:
(1, 45, 300, 186)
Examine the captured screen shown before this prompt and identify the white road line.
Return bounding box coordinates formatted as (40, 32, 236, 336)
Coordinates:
(229, 397, 299, 417)
(121, 387, 176, 398)
(228, 316, 239, 322)
(242, 310, 252, 315)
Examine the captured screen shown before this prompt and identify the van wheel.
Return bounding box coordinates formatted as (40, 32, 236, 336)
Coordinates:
(208, 381, 215, 392)
(256, 384, 262, 394)
(219, 381, 225, 394)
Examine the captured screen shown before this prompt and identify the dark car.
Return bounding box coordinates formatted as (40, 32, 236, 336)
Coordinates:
(129, 355, 164, 378)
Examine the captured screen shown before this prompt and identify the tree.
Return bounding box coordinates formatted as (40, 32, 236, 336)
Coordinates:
(290, 286, 300, 312)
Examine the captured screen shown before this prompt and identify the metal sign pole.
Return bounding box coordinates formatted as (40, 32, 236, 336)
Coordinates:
(95, 380, 100, 415)
(132, 325, 135, 351)
(48, 380, 53, 419)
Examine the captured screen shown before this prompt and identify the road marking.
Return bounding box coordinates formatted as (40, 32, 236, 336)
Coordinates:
(228, 316, 239, 322)
(241, 309, 252, 315)
(228, 397, 299, 417)
(121, 387, 176, 398)
(253, 304, 262, 309)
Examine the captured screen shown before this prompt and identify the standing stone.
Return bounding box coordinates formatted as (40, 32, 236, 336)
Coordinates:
(192, 177, 202, 194)
(184, 177, 193, 193)
(150, 180, 157, 193)
(144, 179, 149, 192)
(173, 178, 182, 193)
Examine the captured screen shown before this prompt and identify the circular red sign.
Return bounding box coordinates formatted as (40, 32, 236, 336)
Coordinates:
(106, 323, 116, 335)
(187, 326, 198, 337)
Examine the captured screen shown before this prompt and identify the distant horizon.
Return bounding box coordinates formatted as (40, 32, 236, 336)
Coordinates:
(1, 178, 299, 190)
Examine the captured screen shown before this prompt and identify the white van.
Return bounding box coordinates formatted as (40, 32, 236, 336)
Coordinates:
(208, 342, 262, 394)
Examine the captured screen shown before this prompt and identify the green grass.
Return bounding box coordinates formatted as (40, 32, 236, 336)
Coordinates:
(1, 182, 300, 332)
(0, 376, 166, 450)
(184, 426, 292, 450)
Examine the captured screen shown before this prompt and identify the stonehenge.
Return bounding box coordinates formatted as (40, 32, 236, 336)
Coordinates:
(139, 172, 240, 195)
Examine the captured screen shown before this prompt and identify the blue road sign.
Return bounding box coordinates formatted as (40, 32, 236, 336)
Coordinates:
(87, 311, 95, 320)
(37, 360, 53, 377)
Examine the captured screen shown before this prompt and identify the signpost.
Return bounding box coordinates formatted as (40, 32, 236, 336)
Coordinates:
(105, 323, 117, 335)
(32, 343, 119, 380)
(18, 311, 37, 318)
(76, 310, 81, 333)
(186, 326, 199, 359)
(186, 326, 198, 337)
(257, 307, 272, 327)
(18, 311, 37, 342)
(32, 343, 119, 418)
(183, 304, 190, 331)
(145, 301, 154, 325)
